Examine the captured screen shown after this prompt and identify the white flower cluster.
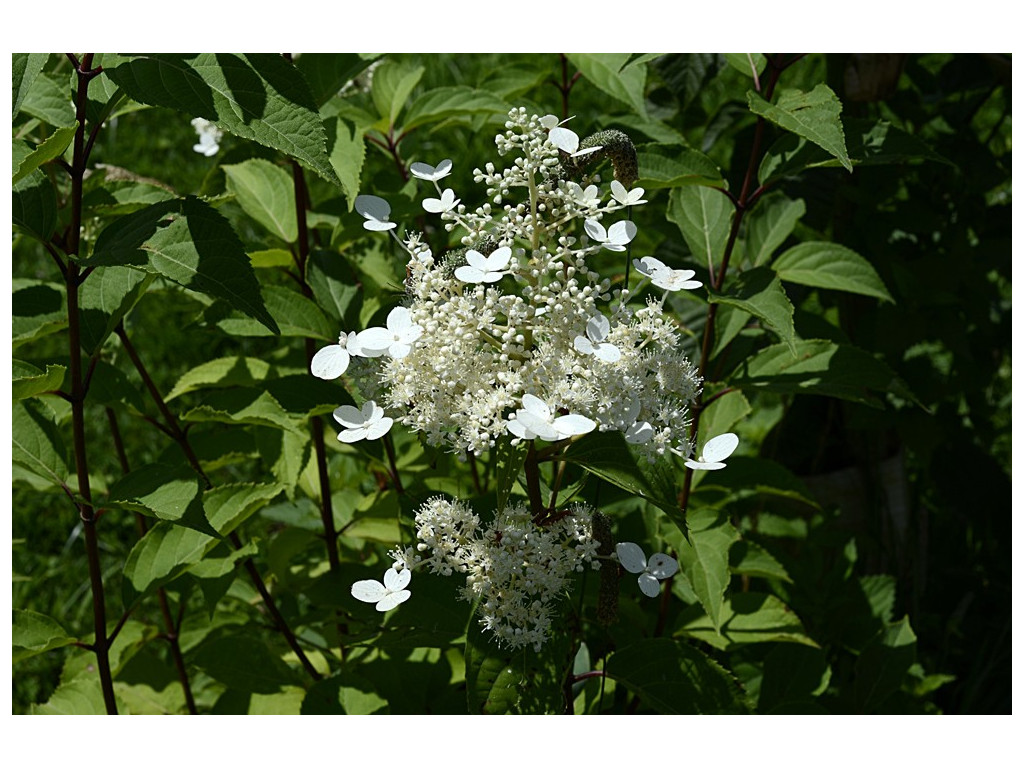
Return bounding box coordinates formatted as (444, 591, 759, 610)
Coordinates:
(330, 107, 703, 461)
(391, 497, 600, 651)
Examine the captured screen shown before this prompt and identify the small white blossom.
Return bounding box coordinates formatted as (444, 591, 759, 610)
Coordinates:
(616, 542, 678, 597)
(566, 181, 600, 210)
(355, 194, 397, 231)
(684, 433, 739, 470)
(585, 218, 637, 252)
(573, 314, 621, 363)
(549, 126, 602, 158)
(454, 247, 512, 284)
(358, 306, 423, 359)
(351, 566, 411, 611)
(507, 394, 596, 442)
(422, 188, 460, 214)
(410, 159, 453, 181)
(333, 400, 394, 443)
(625, 420, 655, 444)
(191, 118, 222, 156)
(310, 331, 369, 380)
(633, 256, 702, 291)
(610, 180, 647, 206)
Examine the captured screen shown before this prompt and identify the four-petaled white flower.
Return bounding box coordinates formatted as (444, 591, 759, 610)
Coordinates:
(549, 126, 603, 159)
(357, 306, 423, 359)
(610, 180, 647, 206)
(310, 331, 373, 380)
(410, 158, 453, 181)
(616, 542, 679, 598)
(684, 433, 739, 470)
(507, 394, 596, 442)
(566, 181, 600, 209)
(455, 247, 512, 284)
(351, 566, 411, 611)
(334, 400, 394, 443)
(633, 256, 702, 292)
(585, 218, 637, 252)
(573, 314, 621, 363)
(355, 194, 397, 231)
(422, 188, 460, 214)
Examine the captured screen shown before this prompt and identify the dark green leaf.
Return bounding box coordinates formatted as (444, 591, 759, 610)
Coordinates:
(636, 148, 723, 189)
(12, 53, 50, 117)
(773, 241, 894, 303)
(710, 267, 796, 354)
(209, 284, 333, 339)
(12, 280, 65, 348)
(854, 616, 917, 712)
(20, 72, 75, 128)
(724, 53, 767, 78)
(668, 185, 732, 270)
(676, 592, 816, 650)
(759, 644, 831, 713)
(403, 86, 508, 130)
(181, 387, 304, 433)
(13, 167, 58, 243)
(294, 53, 380, 106)
(749, 85, 852, 171)
(566, 54, 648, 119)
(12, 123, 78, 184)
(301, 672, 388, 714)
(78, 266, 153, 355)
(12, 399, 68, 487)
(12, 362, 66, 400)
(746, 193, 805, 267)
(166, 356, 272, 401)
(307, 249, 361, 325)
(493, 438, 527, 513)
(192, 633, 303, 694)
(729, 539, 792, 582)
(107, 464, 216, 535)
(106, 54, 340, 184)
(370, 60, 424, 128)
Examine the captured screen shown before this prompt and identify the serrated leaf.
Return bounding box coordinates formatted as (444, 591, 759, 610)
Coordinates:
(729, 539, 792, 582)
(749, 85, 852, 172)
(370, 60, 424, 128)
(295, 53, 380, 106)
(608, 638, 748, 714)
(31, 677, 112, 715)
(107, 464, 216, 535)
(746, 193, 805, 267)
(78, 266, 153, 355)
(13, 610, 78, 663)
(636, 148, 723, 189)
(676, 508, 739, 631)
(710, 267, 796, 354)
(307, 249, 361, 325)
(223, 159, 297, 242)
(12, 399, 68, 487)
(325, 116, 366, 211)
(12, 280, 66, 348)
(182, 387, 303, 433)
(13, 53, 50, 117)
(731, 339, 920, 408)
(209, 284, 334, 339)
(676, 592, 816, 651)
(12, 362, 66, 400)
(773, 241, 894, 303)
(12, 123, 78, 184)
(20, 72, 75, 128)
(724, 53, 767, 78)
(166, 356, 272, 401)
(668, 185, 732, 271)
(106, 54, 339, 184)
(654, 53, 725, 112)
(13, 167, 58, 243)
(402, 85, 508, 131)
(82, 174, 177, 216)
(566, 54, 648, 120)
(86, 196, 278, 333)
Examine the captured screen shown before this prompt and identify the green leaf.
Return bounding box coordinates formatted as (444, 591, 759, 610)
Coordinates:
(209, 284, 334, 339)
(12, 279, 66, 348)
(773, 241, 894, 303)
(566, 54, 648, 120)
(82, 175, 177, 216)
(12, 123, 78, 185)
(493, 438, 528, 513)
(192, 633, 303, 694)
(12, 53, 50, 117)
(561, 431, 681, 528)
(20, 72, 76, 128)
(676, 592, 816, 650)
(693, 456, 821, 510)
(608, 638, 748, 714)
(166, 356, 272, 401)
(749, 85, 852, 172)
(307, 249, 361, 325)
(13, 610, 78, 663)
(696, 389, 750, 451)
(402, 85, 508, 131)
(86, 196, 279, 333)
(759, 644, 832, 713)
(12, 362, 66, 400)
(223, 159, 297, 242)
(729, 539, 792, 582)
(636, 148, 723, 189)
(854, 616, 917, 712)
(182, 388, 303, 433)
(13, 167, 58, 243)
(301, 672, 388, 714)
(106, 54, 340, 184)
(325, 116, 366, 211)
(710, 267, 796, 354)
(731, 339, 920, 408)
(676, 508, 739, 631)
(294, 53, 380, 106)
(370, 60, 424, 128)
(12, 399, 68, 487)
(78, 266, 153, 355)
(746, 193, 805, 267)
(107, 464, 216, 535)
(668, 185, 732, 271)
(31, 677, 112, 715)
(724, 53, 767, 78)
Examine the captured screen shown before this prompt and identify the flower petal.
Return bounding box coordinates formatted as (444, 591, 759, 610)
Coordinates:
(311, 345, 350, 379)
(593, 343, 621, 363)
(616, 542, 647, 574)
(383, 567, 411, 591)
(365, 416, 394, 440)
(637, 573, 662, 598)
(647, 553, 679, 579)
(351, 579, 387, 603)
(701, 433, 739, 463)
(552, 413, 596, 437)
(375, 589, 411, 611)
(333, 404, 365, 429)
(549, 126, 580, 154)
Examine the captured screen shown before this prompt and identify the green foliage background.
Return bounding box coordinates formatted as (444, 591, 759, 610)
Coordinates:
(12, 53, 1010, 714)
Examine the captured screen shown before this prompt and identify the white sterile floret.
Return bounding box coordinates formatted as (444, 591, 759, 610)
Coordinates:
(507, 394, 596, 442)
(333, 400, 394, 443)
(616, 542, 679, 598)
(410, 158, 453, 181)
(357, 306, 423, 359)
(351, 566, 411, 611)
(311, 331, 357, 379)
(610, 180, 647, 206)
(585, 218, 637, 252)
(548, 126, 603, 158)
(423, 188, 460, 214)
(573, 314, 621, 363)
(454, 247, 512, 284)
(354, 194, 397, 231)
(566, 181, 600, 210)
(190, 117, 222, 156)
(684, 432, 739, 470)
(633, 256, 702, 291)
